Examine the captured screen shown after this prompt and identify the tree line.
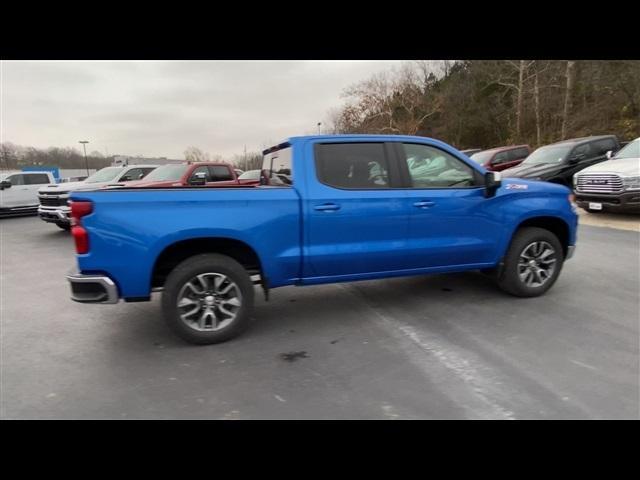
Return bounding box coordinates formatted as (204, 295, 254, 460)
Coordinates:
(327, 60, 640, 149)
(4, 60, 637, 171)
(0, 143, 112, 171)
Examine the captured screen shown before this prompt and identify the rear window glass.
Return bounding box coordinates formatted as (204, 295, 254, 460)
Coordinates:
(210, 166, 233, 181)
(262, 146, 293, 186)
(25, 173, 51, 185)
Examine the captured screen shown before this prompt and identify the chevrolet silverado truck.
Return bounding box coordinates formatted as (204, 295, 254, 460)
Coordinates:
(66, 135, 578, 344)
(573, 137, 640, 213)
(38, 164, 157, 230)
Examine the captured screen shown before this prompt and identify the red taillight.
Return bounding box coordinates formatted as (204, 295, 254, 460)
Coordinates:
(70, 201, 93, 254)
(72, 226, 90, 254)
(70, 201, 93, 226)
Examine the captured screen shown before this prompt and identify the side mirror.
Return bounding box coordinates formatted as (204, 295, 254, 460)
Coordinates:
(605, 150, 613, 160)
(0, 180, 11, 190)
(484, 171, 502, 198)
(189, 172, 207, 186)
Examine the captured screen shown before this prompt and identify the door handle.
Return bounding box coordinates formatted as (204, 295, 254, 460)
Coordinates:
(314, 203, 341, 212)
(413, 201, 435, 208)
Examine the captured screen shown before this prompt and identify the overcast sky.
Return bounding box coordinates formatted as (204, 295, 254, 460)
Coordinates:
(1, 60, 407, 159)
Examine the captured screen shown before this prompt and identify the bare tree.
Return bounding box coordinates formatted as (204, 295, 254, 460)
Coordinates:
(184, 146, 210, 162)
(561, 61, 576, 140)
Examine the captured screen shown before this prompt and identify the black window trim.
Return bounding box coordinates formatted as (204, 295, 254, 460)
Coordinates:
(313, 141, 403, 191)
(394, 142, 485, 190)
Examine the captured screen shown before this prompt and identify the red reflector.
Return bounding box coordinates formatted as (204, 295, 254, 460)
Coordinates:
(72, 226, 90, 254)
(70, 201, 93, 225)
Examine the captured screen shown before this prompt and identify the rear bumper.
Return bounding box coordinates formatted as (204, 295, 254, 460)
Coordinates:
(38, 206, 71, 224)
(67, 270, 119, 304)
(575, 191, 640, 212)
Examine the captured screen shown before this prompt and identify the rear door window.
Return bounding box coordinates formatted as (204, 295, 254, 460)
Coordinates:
(262, 146, 293, 186)
(24, 173, 51, 185)
(510, 147, 529, 160)
(315, 143, 390, 189)
(209, 166, 233, 181)
(592, 138, 617, 156)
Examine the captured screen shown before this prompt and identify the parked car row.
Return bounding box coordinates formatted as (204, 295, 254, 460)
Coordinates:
(461, 135, 639, 213)
(0, 160, 263, 225)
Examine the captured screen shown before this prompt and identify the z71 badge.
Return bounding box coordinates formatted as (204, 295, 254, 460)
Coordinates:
(506, 183, 528, 190)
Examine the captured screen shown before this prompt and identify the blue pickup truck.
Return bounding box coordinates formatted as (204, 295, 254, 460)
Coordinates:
(67, 135, 578, 344)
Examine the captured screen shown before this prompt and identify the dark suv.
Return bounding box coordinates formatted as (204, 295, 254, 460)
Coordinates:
(501, 135, 620, 186)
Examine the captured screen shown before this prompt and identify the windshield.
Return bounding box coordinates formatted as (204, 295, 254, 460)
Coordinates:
(522, 145, 572, 165)
(85, 167, 125, 183)
(614, 138, 640, 159)
(140, 164, 189, 182)
(238, 170, 261, 180)
(470, 151, 493, 164)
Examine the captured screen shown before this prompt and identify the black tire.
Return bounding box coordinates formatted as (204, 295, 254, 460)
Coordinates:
(56, 223, 71, 231)
(161, 253, 254, 345)
(497, 227, 564, 297)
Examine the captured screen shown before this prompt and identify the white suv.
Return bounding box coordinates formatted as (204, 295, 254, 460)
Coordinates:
(37, 165, 156, 229)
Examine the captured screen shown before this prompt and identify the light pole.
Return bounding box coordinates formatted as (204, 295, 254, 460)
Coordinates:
(79, 141, 89, 175)
(317, 122, 322, 134)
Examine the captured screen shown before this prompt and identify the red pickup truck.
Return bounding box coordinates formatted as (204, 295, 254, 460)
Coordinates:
(125, 162, 260, 188)
(470, 145, 531, 172)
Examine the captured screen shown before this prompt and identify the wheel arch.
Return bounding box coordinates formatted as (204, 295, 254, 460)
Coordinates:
(151, 237, 263, 289)
(512, 216, 570, 257)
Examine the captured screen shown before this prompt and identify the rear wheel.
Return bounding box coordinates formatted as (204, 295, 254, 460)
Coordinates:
(497, 227, 564, 297)
(161, 254, 254, 344)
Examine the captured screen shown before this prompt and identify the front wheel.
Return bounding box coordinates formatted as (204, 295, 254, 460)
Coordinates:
(497, 227, 564, 297)
(56, 223, 71, 231)
(161, 254, 255, 344)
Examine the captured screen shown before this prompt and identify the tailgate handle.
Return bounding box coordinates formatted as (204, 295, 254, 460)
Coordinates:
(314, 203, 341, 212)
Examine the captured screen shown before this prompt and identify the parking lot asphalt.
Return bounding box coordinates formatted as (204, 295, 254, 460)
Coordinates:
(1, 215, 638, 419)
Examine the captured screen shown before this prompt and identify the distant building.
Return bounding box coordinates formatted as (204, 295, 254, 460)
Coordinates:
(112, 155, 183, 167)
